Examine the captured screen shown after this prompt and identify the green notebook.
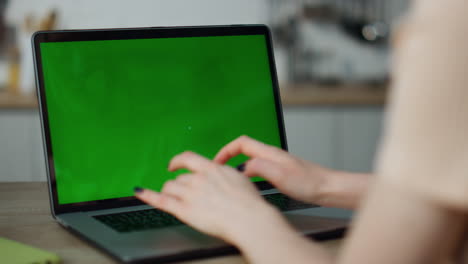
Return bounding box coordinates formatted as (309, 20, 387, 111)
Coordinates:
(0, 237, 61, 264)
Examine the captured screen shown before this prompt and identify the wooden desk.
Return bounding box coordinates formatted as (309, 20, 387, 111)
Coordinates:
(0, 182, 342, 263)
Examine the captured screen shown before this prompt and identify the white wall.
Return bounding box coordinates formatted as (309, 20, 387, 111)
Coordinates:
(6, 0, 269, 29)
(6, 0, 288, 89)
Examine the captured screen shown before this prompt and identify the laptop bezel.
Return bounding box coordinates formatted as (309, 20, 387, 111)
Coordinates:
(32, 25, 288, 215)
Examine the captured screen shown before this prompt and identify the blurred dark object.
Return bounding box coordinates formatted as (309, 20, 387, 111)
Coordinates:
(269, 0, 408, 86)
(0, 0, 7, 44)
(0, 0, 10, 92)
(340, 18, 388, 44)
(302, 5, 338, 21)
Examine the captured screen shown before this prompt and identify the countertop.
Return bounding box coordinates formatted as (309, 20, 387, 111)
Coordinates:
(0, 91, 38, 109)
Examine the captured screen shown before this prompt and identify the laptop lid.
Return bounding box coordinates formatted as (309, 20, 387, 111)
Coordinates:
(32, 25, 287, 215)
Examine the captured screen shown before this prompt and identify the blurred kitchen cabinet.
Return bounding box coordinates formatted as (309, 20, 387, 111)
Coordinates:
(283, 107, 335, 168)
(0, 110, 46, 181)
(283, 107, 384, 173)
(0, 111, 32, 181)
(335, 107, 384, 172)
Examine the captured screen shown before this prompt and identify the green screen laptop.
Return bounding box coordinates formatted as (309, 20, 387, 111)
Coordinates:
(33, 25, 347, 263)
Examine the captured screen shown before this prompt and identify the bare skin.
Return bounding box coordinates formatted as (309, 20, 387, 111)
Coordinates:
(135, 2, 468, 261)
(135, 136, 466, 264)
(213, 136, 370, 209)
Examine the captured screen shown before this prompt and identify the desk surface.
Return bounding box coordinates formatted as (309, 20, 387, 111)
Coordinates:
(0, 182, 342, 263)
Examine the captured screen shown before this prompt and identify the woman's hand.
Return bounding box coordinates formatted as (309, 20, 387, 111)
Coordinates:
(215, 136, 370, 209)
(134, 151, 292, 245)
(214, 136, 332, 204)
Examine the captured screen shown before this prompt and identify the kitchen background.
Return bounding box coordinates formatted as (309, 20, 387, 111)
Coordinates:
(0, 0, 409, 181)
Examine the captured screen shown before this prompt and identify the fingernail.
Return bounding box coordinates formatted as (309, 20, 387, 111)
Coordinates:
(236, 163, 246, 172)
(134, 187, 144, 193)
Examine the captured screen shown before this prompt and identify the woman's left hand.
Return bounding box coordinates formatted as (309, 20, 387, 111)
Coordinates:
(134, 151, 287, 245)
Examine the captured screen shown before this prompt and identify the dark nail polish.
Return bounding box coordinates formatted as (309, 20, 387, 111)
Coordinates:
(134, 187, 144, 193)
(236, 163, 246, 172)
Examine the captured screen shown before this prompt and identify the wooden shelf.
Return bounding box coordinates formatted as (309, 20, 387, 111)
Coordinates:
(0, 91, 38, 109)
(280, 84, 387, 106)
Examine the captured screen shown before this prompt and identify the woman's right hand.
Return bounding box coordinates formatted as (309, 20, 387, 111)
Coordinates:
(214, 136, 333, 205)
(214, 136, 370, 209)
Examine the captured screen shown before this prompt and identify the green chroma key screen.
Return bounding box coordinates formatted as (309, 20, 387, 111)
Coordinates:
(40, 35, 282, 204)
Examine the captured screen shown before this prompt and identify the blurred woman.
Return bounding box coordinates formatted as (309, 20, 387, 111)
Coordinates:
(136, 1, 468, 263)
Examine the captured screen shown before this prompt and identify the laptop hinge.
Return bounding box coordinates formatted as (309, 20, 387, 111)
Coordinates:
(55, 216, 70, 228)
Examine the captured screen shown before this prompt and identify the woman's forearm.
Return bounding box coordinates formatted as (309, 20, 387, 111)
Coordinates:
(231, 206, 333, 264)
(316, 171, 372, 210)
(229, 170, 370, 264)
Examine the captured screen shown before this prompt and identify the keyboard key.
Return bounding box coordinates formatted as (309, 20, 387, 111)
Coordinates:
(263, 193, 317, 211)
(95, 193, 317, 233)
(94, 209, 183, 233)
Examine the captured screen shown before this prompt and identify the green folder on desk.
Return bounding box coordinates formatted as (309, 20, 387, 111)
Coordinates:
(0, 237, 61, 264)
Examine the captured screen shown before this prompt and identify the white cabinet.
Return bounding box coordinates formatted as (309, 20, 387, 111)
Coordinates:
(283, 107, 335, 168)
(0, 110, 46, 181)
(0, 111, 31, 181)
(283, 107, 384, 173)
(336, 107, 384, 172)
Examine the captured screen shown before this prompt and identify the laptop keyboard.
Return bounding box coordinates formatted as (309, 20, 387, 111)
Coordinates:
(264, 193, 318, 211)
(94, 193, 317, 233)
(94, 208, 183, 233)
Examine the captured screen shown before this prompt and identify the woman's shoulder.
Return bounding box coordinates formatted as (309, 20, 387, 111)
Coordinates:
(375, 0, 468, 211)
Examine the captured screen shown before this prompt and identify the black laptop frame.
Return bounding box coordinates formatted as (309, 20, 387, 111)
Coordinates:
(32, 25, 288, 216)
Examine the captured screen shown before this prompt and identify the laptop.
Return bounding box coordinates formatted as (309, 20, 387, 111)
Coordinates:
(32, 25, 349, 263)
